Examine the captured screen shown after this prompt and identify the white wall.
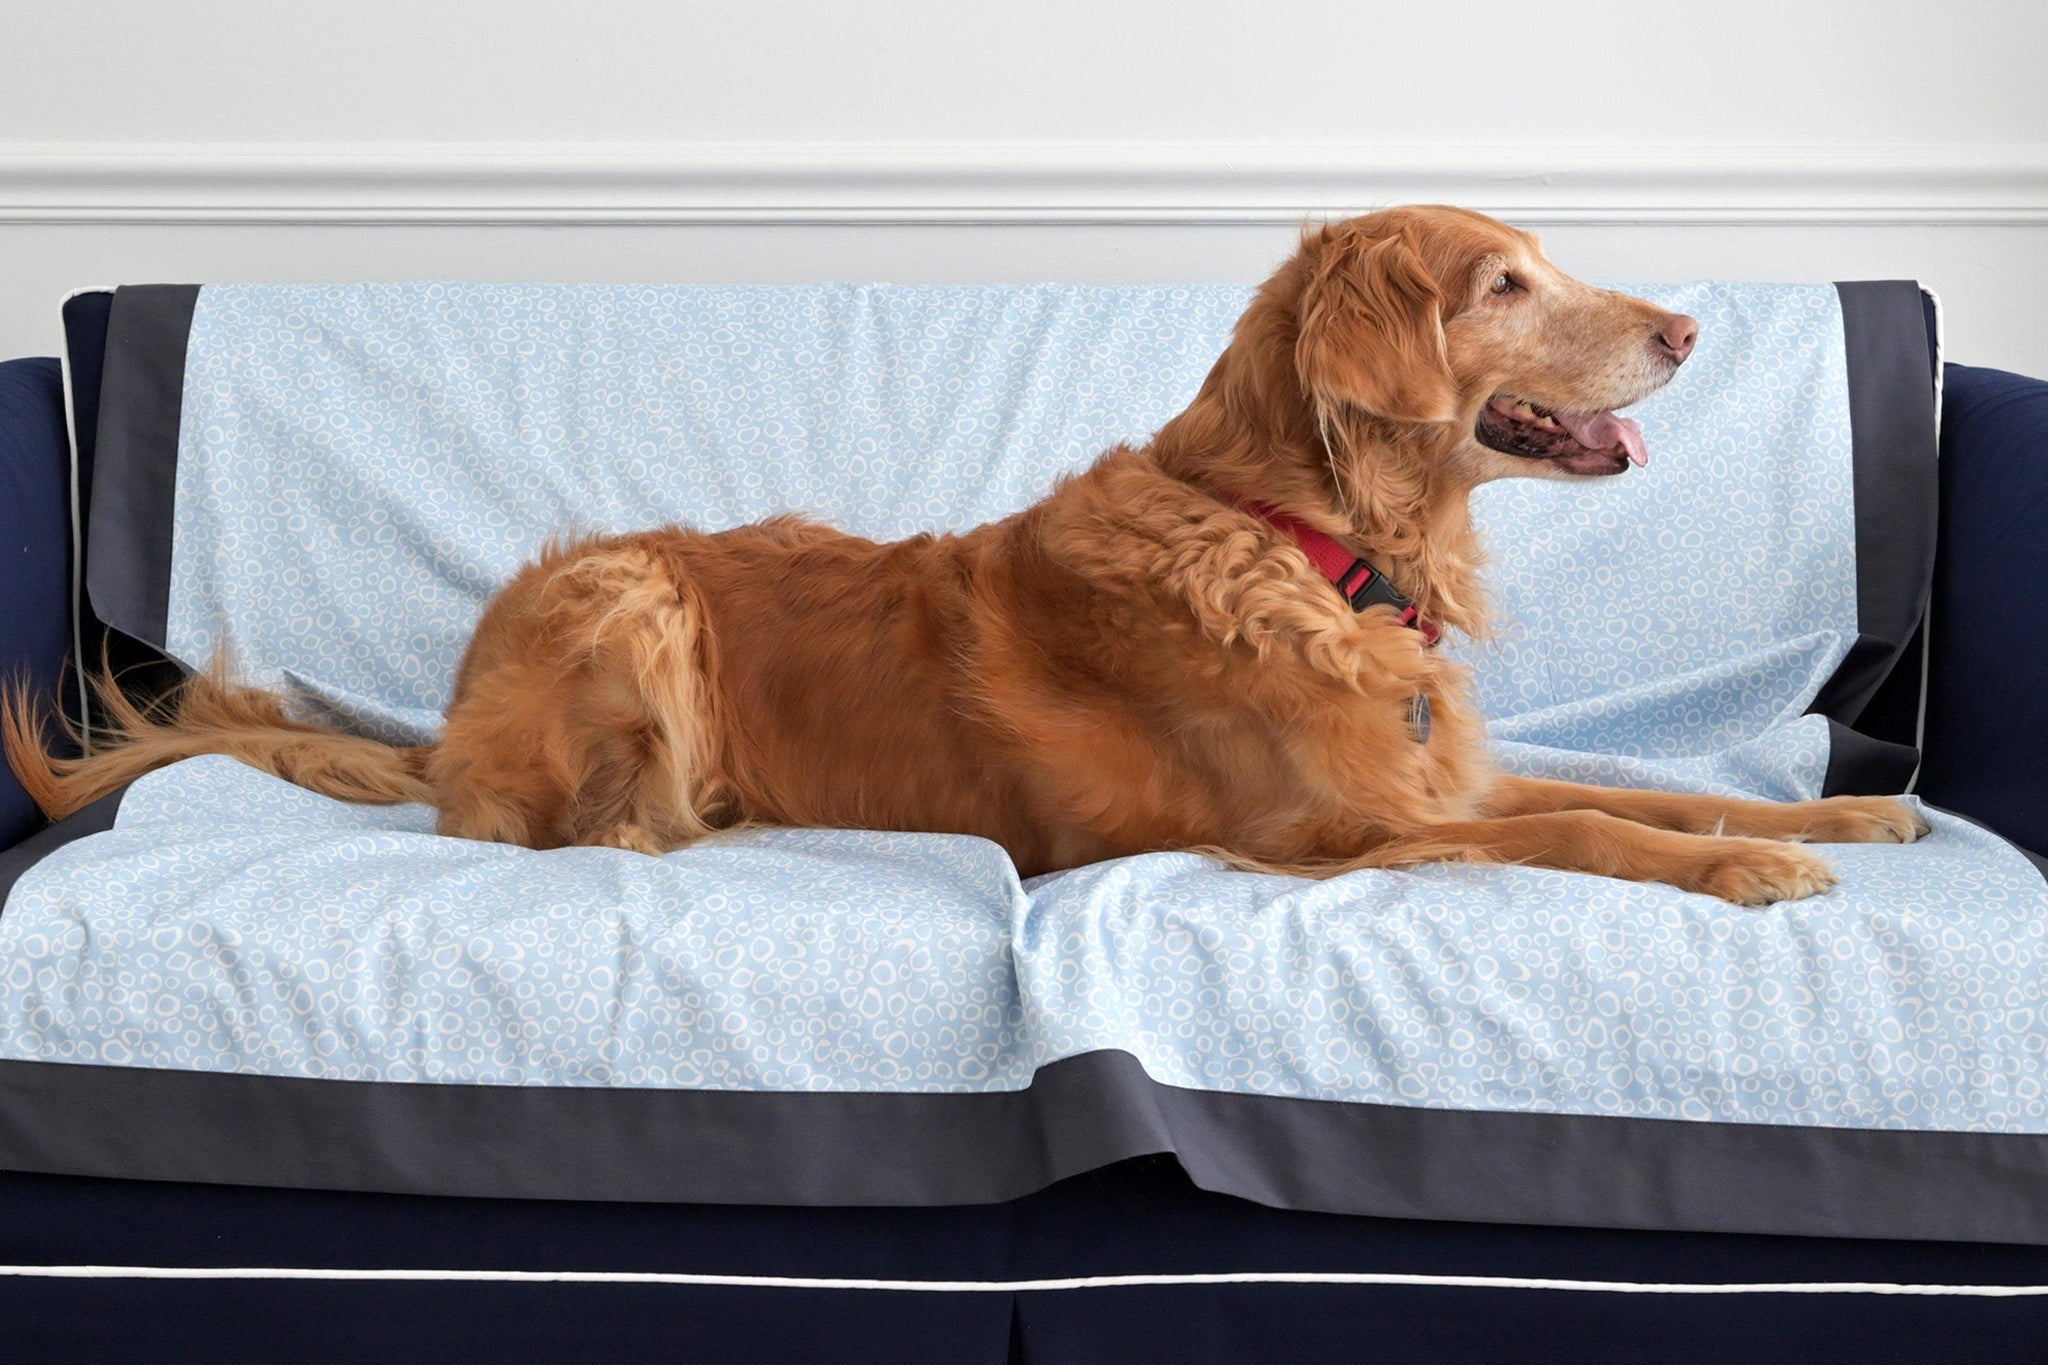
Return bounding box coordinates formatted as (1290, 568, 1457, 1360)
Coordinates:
(3, 0, 2045, 371)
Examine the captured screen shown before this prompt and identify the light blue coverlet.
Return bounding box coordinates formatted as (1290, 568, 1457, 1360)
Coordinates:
(6, 281, 2041, 1134)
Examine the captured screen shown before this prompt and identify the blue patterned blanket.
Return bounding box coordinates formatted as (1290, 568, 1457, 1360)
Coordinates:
(4, 279, 2042, 1233)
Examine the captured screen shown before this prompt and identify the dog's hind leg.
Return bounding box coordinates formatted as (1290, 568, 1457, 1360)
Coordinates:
(428, 535, 735, 853)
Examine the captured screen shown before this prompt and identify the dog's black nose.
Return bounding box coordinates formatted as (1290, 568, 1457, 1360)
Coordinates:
(1657, 314, 1699, 365)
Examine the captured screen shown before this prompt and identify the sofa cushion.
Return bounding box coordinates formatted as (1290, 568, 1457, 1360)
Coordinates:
(2, 750, 2045, 1242)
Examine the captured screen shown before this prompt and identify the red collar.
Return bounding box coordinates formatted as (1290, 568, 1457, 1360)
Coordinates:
(1231, 499, 1443, 646)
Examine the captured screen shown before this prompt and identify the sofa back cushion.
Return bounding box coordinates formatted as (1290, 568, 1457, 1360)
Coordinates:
(1920, 364, 2048, 855)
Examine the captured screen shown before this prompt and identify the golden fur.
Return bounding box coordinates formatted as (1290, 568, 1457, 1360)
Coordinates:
(3, 206, 1927, 905)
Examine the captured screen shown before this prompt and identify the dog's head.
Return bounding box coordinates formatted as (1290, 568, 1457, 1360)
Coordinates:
(1291, 206, 1695, 481)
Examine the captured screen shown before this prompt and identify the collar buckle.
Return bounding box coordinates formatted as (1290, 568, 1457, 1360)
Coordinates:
(1336, 558, 1411, 615)
(1227, 496, 1444, 647)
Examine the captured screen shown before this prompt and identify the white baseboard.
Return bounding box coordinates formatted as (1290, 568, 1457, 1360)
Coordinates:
(1, 141, 2045, 226)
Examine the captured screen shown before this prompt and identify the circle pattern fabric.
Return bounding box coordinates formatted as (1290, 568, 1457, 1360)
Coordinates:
(2, 756, 2044, 1134)
(6, 279, 2032, 1135)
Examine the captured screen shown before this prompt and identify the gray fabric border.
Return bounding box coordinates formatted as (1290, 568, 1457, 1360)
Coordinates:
(83, 284, 199, 651)
(1809, 281, 1941, 736)
(6, 1048, 2048, 1244)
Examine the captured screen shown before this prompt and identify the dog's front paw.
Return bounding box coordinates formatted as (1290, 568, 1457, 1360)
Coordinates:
(1791, 796, 1930, 845)
(1686, 838, 1839, 907)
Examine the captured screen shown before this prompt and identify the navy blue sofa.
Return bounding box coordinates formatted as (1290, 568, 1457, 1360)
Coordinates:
(2, 345, 2047, 1362)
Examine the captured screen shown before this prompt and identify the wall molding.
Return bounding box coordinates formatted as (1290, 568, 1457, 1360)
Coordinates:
(2, 141, 2046, 227)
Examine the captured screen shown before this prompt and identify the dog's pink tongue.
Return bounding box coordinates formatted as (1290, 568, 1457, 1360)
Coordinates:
(1557, 410, 1649, 467)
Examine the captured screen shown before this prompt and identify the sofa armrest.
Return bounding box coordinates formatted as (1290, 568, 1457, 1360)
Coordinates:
(1918, 364, 2048, 856)
(0, 357, 71, 852)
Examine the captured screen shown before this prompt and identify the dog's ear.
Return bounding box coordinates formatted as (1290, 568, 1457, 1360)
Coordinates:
(1295, 226, 1460, 426)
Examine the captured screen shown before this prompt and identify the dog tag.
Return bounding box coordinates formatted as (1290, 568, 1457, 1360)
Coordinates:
(1407, 694, 1432, 744)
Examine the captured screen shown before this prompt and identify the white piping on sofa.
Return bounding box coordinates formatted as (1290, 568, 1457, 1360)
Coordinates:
(1, 1264, 2046, 1296)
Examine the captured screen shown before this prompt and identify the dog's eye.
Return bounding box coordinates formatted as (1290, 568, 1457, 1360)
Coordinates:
(1490, 272, 1516, 296)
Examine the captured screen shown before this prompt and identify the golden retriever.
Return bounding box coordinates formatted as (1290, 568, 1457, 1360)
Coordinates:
(4, 206, 1926, 905)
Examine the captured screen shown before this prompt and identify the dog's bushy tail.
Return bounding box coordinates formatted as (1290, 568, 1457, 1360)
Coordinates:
(2, 662, 435, 822)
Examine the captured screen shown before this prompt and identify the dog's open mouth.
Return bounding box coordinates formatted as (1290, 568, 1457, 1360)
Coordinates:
(1474, 395, 1648, 477)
